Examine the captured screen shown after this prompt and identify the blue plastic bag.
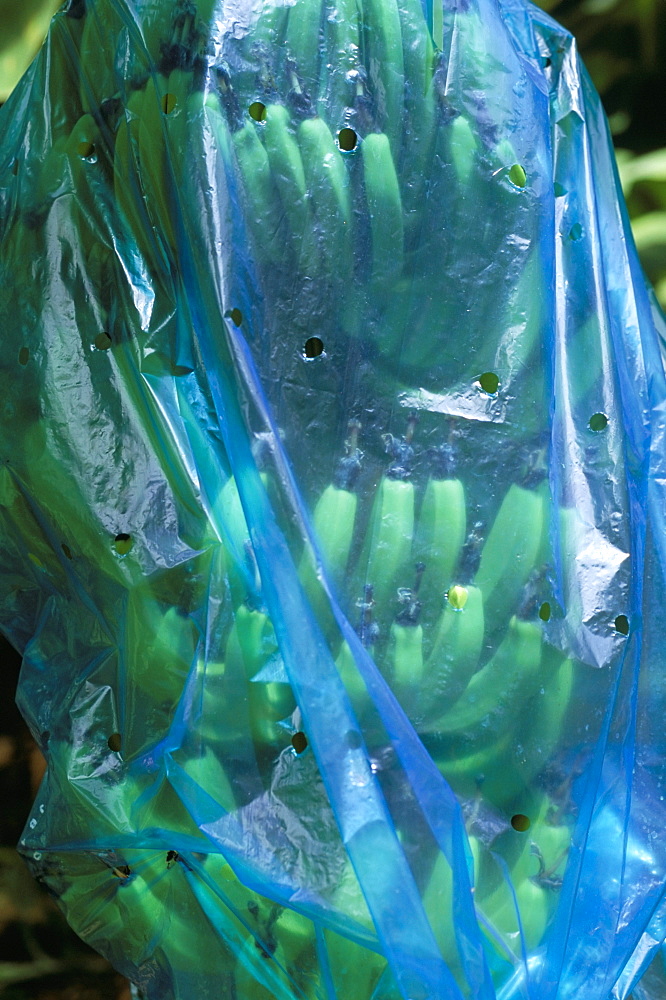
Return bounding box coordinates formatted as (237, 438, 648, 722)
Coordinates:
(1, 0, 666, 997)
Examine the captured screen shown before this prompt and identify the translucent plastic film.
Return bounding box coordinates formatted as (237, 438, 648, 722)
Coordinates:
(1, 0, 666, 997)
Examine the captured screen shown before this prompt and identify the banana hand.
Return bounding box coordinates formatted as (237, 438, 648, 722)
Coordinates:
(362, 131, 404, 291)
(224, 603, 295, 751)
(478, 655, 575, 807)
(423, 616, 544, 755)
(285, 0, 325, 103)
(414, 456, 467, 628)
(318, 0, 361, 125)
(416, 584, 484, 726)
(474, 481, 546, 639)
(360, 0, 405, 155)
(355, 475, 415, 631)
(353, 416, 417, 629)
(388, 572, 425, 710)
(262, 102, 320, 276)
(298, 114, 354, 290)
(233, 116, 287, 270)
(397, 0, 436, 244)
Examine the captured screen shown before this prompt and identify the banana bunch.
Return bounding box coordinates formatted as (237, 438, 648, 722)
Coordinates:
(299, 415, 571, 800)
(39, 0, 538, 387)
(7, 0, 580, 992)
(420, 793, 571, 981)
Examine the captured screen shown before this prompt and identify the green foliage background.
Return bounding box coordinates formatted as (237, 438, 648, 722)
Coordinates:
(533, 0, 666, 308)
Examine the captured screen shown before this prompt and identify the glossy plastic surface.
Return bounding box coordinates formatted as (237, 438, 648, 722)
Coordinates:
(1, 0, 665, 998)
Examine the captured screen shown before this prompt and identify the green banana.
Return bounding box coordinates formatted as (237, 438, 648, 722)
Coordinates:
(262, 102, 320, 276)
(129, 747, 234, 837)
(492, 246, 544, 381)
(44, 9, 85, 132)
(300, 428, 362, 657)
(78, 1, 126, 114)
(360, 0, 404, 155)
(325, 924, 387, 1000)
(356, 471, 415, 622)
(233, 116, 287, 269)
(413, 445, 467, 627)
(318, 0, 361, 126)
(396, 0, 437, 242)
(421, 836, 484, 979)
(224, 603, 296, 751)
(474, 480, 546, 639)
(309, 479, 358, 584)
(137, 70, 181, 258)
(415, 583, 485, 726)
(110, 852, 232, 975)
(354, 418, 417, 629)
(372, 273, 449, 377)
(251, 0, 291, 53)
(270, 907, 319, 996)
(126, 589, 199, 708)
(423, 616, 544, 753)
(203, 859, 319, 998)
(113, 85, 170, 275)
(61, 859, 157, 967)
(336, 584, 380, 716)
(478, 797, 570, 960)
(0, 468, 66, 589)
(209, 473, 260, 608)
(285, 0, 325, 102)
(297, 113, 354, 290)
(178, 747, 238, 815)
(478, 656, 576, 807)
(29, 136, 70, 217)
(362, 131, 404, 291)
(481, 870, 550, 960)
(388, 564, 425, 710)
(234, 932, 310, 1000)
(449, 114, 479, 188)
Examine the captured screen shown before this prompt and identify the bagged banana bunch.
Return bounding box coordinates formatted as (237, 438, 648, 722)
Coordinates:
(1, 0, 666, 997)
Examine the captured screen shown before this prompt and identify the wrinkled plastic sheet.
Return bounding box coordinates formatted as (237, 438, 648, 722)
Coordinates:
(1, 0, 666, 998)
